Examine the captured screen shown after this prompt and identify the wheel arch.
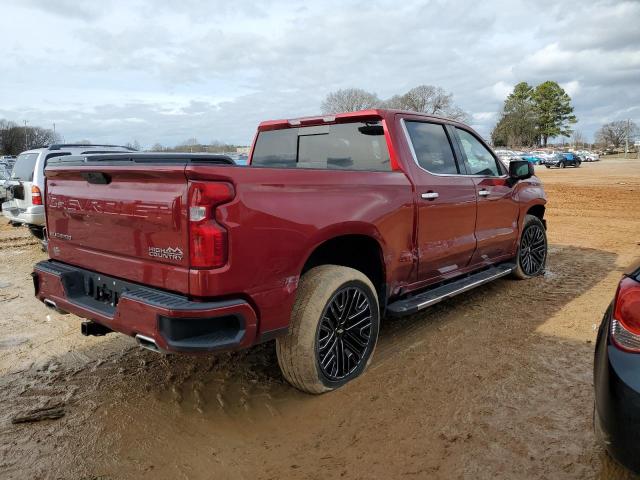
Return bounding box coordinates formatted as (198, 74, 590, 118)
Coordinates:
(525, 204, 547, 231)
(300, 233, 387, 311)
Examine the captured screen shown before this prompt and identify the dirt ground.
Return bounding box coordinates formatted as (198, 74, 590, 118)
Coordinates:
(1, 157, 639, 480)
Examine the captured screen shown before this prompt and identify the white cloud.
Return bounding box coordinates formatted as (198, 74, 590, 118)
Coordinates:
(1, 0, 639, 146)
(561, 81, 581, 98)
(491, 82, 514, 101)
(473, 112, 497, 121)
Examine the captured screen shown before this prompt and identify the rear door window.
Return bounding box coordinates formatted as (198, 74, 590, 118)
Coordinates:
(251, 128, 298, 167)
(404, 121, 459, 174)
(10, 153, 39, 181)
(252, 121, 391, 171)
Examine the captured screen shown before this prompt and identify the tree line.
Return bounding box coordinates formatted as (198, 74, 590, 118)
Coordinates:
(0, 119, 60, 155)
(4, 88, 635, 155)
(321, 85, 468, 121)
(595, 120, 639, 149)
(491, 81, 577, 147)
(149, 138, 244, 153)
(492, 81, 638, 149)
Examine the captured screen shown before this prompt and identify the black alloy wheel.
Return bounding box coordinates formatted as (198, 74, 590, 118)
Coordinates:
(519, 223, 547, 276)
(316, 286, 373, 381)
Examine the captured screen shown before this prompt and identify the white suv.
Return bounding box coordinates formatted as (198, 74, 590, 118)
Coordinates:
(2, 144, 134, 239)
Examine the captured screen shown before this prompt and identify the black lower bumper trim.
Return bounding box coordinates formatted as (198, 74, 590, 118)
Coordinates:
(158, 314, 245, 352)
(34, 260, 246, 316)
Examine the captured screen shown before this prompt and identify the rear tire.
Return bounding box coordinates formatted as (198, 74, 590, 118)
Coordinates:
(560, 161, 566, 168)
(512, 215, 547, 279)
(276, 265, 380, 394)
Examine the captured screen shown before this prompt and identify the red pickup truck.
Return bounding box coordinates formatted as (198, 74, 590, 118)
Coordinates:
(33, 109, 547, 394)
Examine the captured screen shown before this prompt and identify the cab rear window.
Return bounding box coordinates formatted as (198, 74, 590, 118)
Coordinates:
(252, 121, 391, 171)
(11, 153, 39, 181)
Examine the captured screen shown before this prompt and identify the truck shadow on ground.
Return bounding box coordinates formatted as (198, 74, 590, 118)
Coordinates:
(2, 244, 638, 479)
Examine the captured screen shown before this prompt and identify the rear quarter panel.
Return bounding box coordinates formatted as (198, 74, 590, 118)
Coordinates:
(185, 165, 415, 335)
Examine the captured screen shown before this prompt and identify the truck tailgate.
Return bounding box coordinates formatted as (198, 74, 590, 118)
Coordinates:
(45, 164, 191, 293)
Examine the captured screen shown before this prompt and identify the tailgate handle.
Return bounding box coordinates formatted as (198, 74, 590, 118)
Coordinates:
(81, 172, 111, 185)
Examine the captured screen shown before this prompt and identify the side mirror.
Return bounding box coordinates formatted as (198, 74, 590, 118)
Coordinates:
(509, 160, 534, 182)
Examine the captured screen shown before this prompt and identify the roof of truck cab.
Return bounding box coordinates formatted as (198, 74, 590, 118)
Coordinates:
(257, 109, 467, 131)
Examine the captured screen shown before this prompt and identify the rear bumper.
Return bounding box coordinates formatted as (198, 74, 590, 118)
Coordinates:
(594, 307, 640, 474)
(33, 260, 258, 353)
(2, 200, 45, 226)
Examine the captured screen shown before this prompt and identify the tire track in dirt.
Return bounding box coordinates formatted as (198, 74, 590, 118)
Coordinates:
(1, 159, 640, 479)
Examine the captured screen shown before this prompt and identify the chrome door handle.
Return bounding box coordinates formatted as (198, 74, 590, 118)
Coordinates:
(421, 192, 439, 200)
(478, 189, 490, 197)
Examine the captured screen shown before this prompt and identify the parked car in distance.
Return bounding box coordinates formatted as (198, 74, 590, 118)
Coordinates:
(494, 149, 523, 168)
(0, 167, 9, 203)
(530, 150, 549, 157)
(1, 155, 16, 170)
(561, 152, 581, 167)
(594, 261, 640, 475)
(542, 152, 581, 168)
(2, 144, 135, 239)
(33, 109, 548, 394)
(574, 150, 600, 162)
(521, 153, 542, 164)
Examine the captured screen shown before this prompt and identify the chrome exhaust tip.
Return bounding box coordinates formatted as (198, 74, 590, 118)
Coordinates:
(43, 299, 57, 309)
(43, 298, 69, 315)
(135, 334, 163, 354)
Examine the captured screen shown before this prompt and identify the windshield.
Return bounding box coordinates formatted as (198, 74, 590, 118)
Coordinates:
(10, 153, 39, 181)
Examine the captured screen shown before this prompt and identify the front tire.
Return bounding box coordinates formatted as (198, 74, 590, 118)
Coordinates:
(560, 161, 566, 168)
(512, 215, 547, 279)
(276, 265, 380, 394)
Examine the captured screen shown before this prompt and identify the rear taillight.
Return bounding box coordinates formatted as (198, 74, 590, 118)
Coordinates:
(611, 277, 640, 352)
(31, 185, 43, 206)
(188, 182, 234, 269)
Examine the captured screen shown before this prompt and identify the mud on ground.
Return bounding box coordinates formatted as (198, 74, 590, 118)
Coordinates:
(0, 158, 639, 479)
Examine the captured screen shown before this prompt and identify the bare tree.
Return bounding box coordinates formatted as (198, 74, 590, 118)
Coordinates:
(0, 119, 60, 154)
(572, 130, 585, 149)
(150, 143, 165, 151)
(321, 88, 381, 114)
(383, 85, 469, 122)
(29, 127, 60, 148)
(596, 120, 639, 148)
(320, 85, 468, 121)
(0, 120, 22, 155)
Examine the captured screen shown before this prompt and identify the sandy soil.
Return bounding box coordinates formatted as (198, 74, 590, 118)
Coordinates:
(0, 158, 639, 479)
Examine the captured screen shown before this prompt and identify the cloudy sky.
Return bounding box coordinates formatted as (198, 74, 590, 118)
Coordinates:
(1, 0, 639, 147)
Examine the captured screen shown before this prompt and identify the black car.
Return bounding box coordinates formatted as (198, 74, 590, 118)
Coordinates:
(594, 261, 640, 474)
(543, 152, 581, 168)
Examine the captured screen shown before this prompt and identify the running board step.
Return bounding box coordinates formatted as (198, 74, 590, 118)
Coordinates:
(386, 263, 516, 317)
